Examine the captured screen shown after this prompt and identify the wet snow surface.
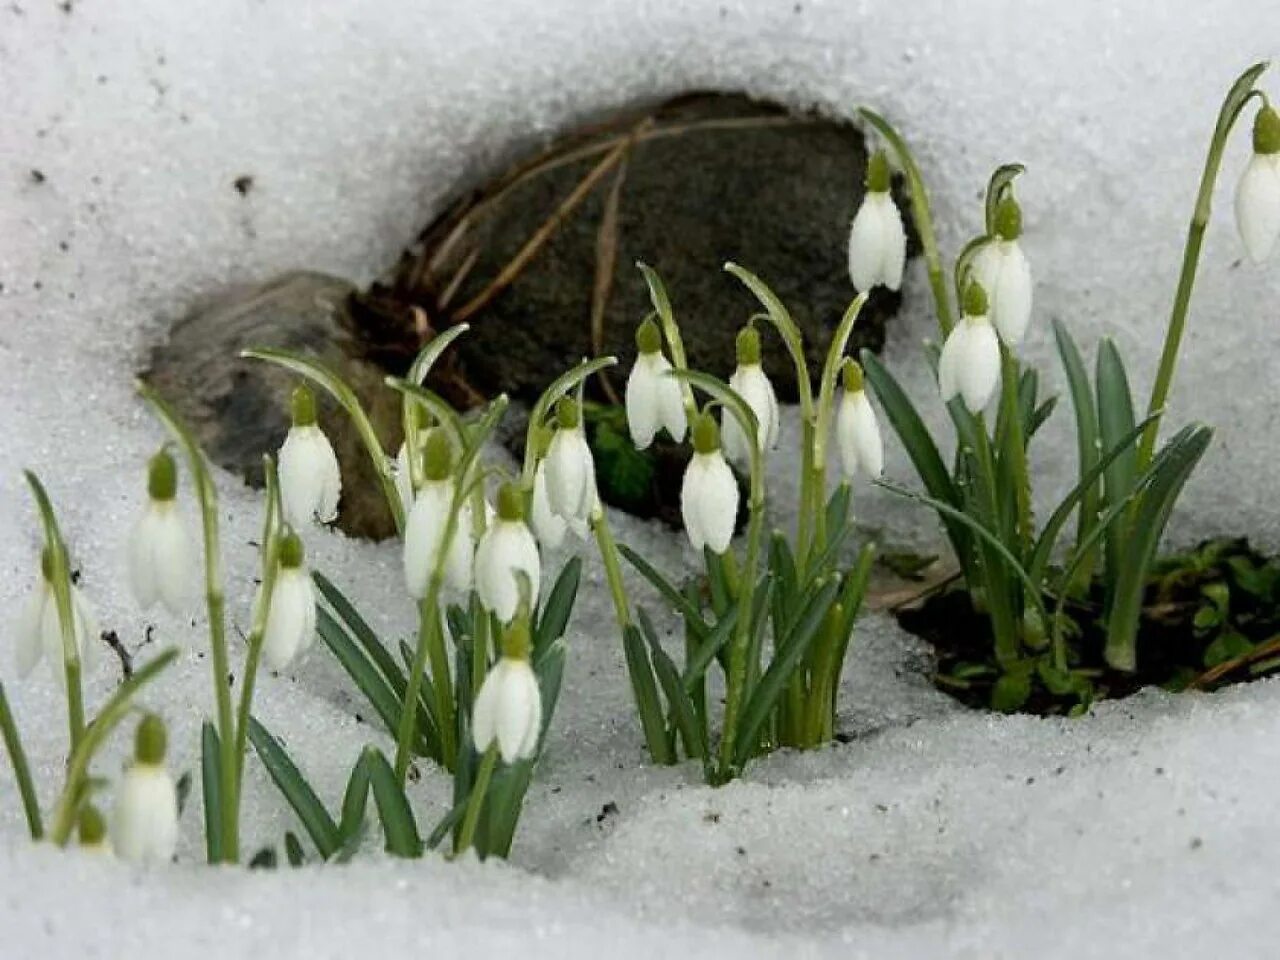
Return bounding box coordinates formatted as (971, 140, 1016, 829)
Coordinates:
(3, 1, 1280, 957)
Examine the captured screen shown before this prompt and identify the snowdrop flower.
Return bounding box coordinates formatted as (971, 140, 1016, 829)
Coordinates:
(475, 483, 541, 623)
(127, 448, 195, 615)
(257, 530, 317, 670)
(472, 621, 542, 763)
(111, 714, 179, 864)
(278, 384, 341, 527)
(971, 194, 1033, 345)
(1235, 103, 1280, 263)
(78, 804, 110, 854)
(403, 430, 474, 598)
(681, 412, 739, 554)
(938, 282, 1002, 413)
(625, 317, 687, 450)
(721, 325, 780, 465)
(835, 360, 883, 479)
(543, 398, 598, 527)
(16, 547, 99, 682)
(529, 460, 587, 549)
(847, 150, 907, 292)
(393, 408, 436, 515)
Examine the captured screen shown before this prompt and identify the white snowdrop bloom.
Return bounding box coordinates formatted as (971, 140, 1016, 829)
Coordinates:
(475, 483, 541, 623)
(625, 317, 687, 449)
(938, 283, 1001, 413)
(16, 549, 99, 682)
(472, 623, 542, 763)
(847, 150, 907, 292)
(393, 411, 439, 514)
(721, 326, 780, 465)
(256, 531, 317, 671)
(278, 384, 342, 527)
(543, 398, 598, 526)
(1235, 104, 1280, 263)
(403, 431, 473, 598)
(127, 448, 196, 615)
(681, 413, 740, 554)
(111, 714, 179, 864)
(530, 460, 589, 549)
(835, 360, 883, 479)
(970, 195, 1032, 345)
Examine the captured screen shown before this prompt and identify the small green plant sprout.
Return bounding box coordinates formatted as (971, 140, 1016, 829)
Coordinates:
(242, 327, 591, 860)
(111, 713, 180, 863)
(859, 61, 1270, 711)
(592, 262, 876, 784)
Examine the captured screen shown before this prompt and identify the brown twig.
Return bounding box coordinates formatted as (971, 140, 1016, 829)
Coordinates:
(590, 138, 635, 405)
(1191, 633, 1280, 689)
(451, 120, 651, 324)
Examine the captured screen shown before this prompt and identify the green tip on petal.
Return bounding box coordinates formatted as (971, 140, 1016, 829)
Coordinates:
(496, 481, 524, 522)
(147, 447, 178, 501)
(635, 316, 663, 354)
(555, 397, 581, 430)
(1255, 104, 1280, 155)
(290, 384, 317, 427)
(735, 325, 762, 366)
(841, 358, 864, 393)
(77, 804, 107, 847)
(501, 619, 532, 661)
(993, 193, 1023, 241)
(421, 429, 454, 481)
(278, 529, 305, 569)
(135, 713, 167, 765)
(866, 150, 892, 192)
(692, 410, 720, 454)
(963, 279, 989, 317)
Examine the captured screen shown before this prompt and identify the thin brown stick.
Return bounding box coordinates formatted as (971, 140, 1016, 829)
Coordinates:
(438, 246, 481, 311)
(1191, 633, 1280, 689)
(590, 143, 634, 404)
(451, 120, 651, 323)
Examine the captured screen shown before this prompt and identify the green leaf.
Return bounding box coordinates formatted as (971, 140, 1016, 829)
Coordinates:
(1204, 631, 1252, 669)
(284, 831, 306, 867)
(1053, 318, 1102, 575)
(247, 717, 340, 859)
(991, 671, 1032, 712)
(363, 747, 423, 857)
(733, 579, 840, 766)
(591, 414, 656, 506)
(638, 609, 708, 761)
(1104, 424, 1213, 671)
(313, 571, 408, 697)
(618, 544, 710, 644)
(534, 557, 581, 658)
(338, 751, 373, 847)
(622, 624, 674, 764)
(682, 603, 740, 692)
(1095, 338, 1137, 590)
(984, 163, 1025, 235)
(201, 722, 223, 865)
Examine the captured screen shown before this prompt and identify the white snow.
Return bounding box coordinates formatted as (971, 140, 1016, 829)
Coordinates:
(3, 0, 1280, 957)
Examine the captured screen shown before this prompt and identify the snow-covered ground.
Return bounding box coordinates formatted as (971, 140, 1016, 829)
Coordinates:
(4, 1, 1280, 957)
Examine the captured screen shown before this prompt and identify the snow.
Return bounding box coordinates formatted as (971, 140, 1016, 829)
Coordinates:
(3, 0, 1280, 957)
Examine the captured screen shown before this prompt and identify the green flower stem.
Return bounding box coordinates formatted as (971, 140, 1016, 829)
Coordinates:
(0, 681, 42, 839)
(970, 416, 1022, 666)
(638, 263, 698, 421)
(1136, 62, 1268, 472)
(230, 456, 283, 827)
(137, 382, 239, 861)
(454, 743, 498, 856)
(22, 473, 83, 752)
(591, 508, 633, 629)
(859, 108, 956, 335)
(48, 649, 177, 845)
(397, 587, 454, 781)
(998, 347, 1034, 559)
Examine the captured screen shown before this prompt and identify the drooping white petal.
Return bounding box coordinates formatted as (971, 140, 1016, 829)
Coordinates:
(723, 365, 780, 465)
(625, 353, 663, 450)
(1235, 154, 1280, 263)
(111, 764, 179, 863)
(394, 441, 414, 517)
(680, 451, 739, 554)
(473, 658, 542, 763)
(973, 240, 1033, 346)
(475, 520, 541, 622)
(544, 427, 597, 524)
(260, 567, 315, 670)
(279, 425, 342, 526)
(529, 461, 568, 550)
(847, 192, 906, 292)
(403, 480, 457, 598)
(129, 502, 195, 616)
(656, 364, 688, 444)
(836, 390, 883, 479)
(937, 324, 967, 404)
(15, 586, 46, 678)
(957, 317, 1001, 412)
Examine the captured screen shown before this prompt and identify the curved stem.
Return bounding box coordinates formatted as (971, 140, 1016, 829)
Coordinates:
(1136, 63, 1268, 471)
(0, 681, 42, 839)
(591, 508, 633, 629)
